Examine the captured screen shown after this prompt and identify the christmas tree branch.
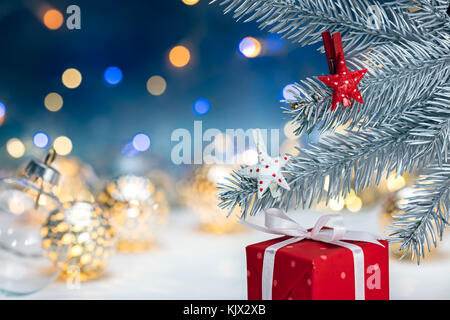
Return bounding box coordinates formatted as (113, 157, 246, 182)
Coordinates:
(388, 163, 450, 264)
(395, 0, 450, 34)
(284, 41, 450, 134)
(211, 0, 430, 53)
(214, 0, 450, 264)
(219, 106, 450, 217)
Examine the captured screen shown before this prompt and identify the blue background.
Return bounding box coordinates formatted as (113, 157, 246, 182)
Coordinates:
(0, 0, 325, 176)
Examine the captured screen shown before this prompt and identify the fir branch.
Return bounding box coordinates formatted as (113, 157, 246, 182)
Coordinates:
(211, 0, 430, 53)
(395, 0, 450, 34)
(219, 106, 450, 218)
(214, 0, 450, 262)
(285, 41, 450, 134)
(388, 163, 450, 264)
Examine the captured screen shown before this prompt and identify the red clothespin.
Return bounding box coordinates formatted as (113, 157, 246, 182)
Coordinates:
(318, 31, 367, 111)
(321, 31, 345, 75)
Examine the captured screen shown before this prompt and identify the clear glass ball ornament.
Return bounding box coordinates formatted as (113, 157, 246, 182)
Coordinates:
(0, 155, 68, 296)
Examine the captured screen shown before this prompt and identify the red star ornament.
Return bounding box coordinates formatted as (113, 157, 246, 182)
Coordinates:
(318, 54, 367, 111)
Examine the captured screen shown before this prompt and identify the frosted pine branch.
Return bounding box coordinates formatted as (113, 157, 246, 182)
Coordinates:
(388, 163, 450, 264)
(211, 0, 431, 53)
(213, 0, 450, 262)
(284, 41, 450, 134)
(396, 0, 450, 34)
(219, 105, 450, 217)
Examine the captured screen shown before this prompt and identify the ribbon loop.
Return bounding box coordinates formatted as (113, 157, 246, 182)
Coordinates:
(310, 214, 346, 242)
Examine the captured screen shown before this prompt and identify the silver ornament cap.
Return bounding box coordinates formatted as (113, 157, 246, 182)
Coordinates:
(23, 149, 60, 186)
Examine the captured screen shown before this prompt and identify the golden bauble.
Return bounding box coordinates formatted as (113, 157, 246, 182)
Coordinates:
(182, 165, 244, 234)
(43, 201, 115, 281)
(98, 175, 168, 252)
(52, 157, 96, 203)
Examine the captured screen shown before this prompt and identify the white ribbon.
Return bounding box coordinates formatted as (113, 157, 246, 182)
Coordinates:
(241, 208, 384, 300)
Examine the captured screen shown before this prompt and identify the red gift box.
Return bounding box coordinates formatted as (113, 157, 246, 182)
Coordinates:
(243, 210, 389, 300)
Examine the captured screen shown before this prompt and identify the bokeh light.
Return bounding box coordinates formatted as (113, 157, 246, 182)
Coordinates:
(53, 136, 73, 156)
(282, 84, 298, 100)
(283, 121, 298, 139)
(182, 0, 200, 5)
(266, 33, 285, 52)
(387, 173, 406, 192)
(329, 197, 345, 211)
(241, 149, 259, 166)
(192, 98, 211, 116)
(43, 9, 64, 30)
(207, 165, 229, 185)
(44, 92, 63, 112)
(0, 102, 5, 119)
(62, 68, 82, 89)
(281, 139, 301, 156)
(346, 196, 363, 212)
(6, 138, 26, 158)
(238, 37, 261, 58)
(104, 66, 123, 86)
(147, 75, 167, 96)
(33, 132, 50, 149)
(132, 133, 151, 152)
(169, 45, 191, 68)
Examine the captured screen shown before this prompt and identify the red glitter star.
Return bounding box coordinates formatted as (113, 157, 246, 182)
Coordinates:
(318, 54, 367, 111)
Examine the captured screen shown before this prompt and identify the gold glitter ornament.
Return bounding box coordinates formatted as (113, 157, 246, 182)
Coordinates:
(182, 165, 244, 234)
(98, 175, 168, 252)
(43, 201, 115, 281)
(52, 157, 97, 203)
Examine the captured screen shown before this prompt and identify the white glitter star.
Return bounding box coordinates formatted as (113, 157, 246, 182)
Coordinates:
(238, 129, 290, 199)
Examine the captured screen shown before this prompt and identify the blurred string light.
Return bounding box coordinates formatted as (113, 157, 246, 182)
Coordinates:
(282, 83, 298, 100)
(43, 9, 63, 30)
(33, 132, 50, 149)
(192, 98, 211, 116)
(182, 0, 200, 5)
(283, 121, 298, 140)
(238, 37, 261, 58)
(0, 102, 5, 119)
(104, 66, 123, 86)
(121, 143, 139, 157)
(132, 133, 151, 152)
(44, 92, 63, 112)
(62, 68, 82, 89)
(387, 173, 406, 192)
(329, 197, 345, 211)
(147, 75, 167, 96)
(281, 139, 301, 156)
(53, 136, 72, 156)
(345, 194, 363, 212)
(241, 149, 259, 166)
(6, 138, 25, 158)
(266, 34, 285, 52)
(207, 165, 230, 185)
(169, 45, 191, 68)
(0, 101, 5, 126)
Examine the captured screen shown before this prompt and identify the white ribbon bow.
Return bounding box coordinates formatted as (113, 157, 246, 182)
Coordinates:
(241, 208, 383, 246)
(241, 208, 384, 300)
